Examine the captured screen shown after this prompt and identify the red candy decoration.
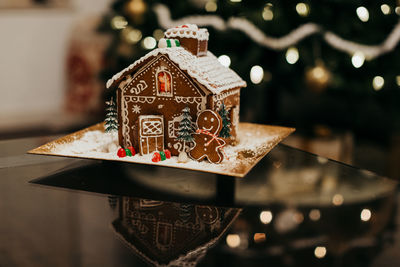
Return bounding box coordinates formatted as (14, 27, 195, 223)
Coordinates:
(152, 152, 161, 162)
(163, 149, 171, 159)
(117, 148, 126, 158)
(127, 146, 136, 156)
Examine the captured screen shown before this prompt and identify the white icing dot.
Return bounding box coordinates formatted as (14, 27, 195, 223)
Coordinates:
(211, 118, 214, 122)
(204, 117, 208, 121)
(204, 148, 207, 151)
(204, 137, 207, 141)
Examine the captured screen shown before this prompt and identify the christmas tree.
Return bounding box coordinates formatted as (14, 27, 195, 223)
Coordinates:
(105, 97, 118, 133)
(99, 0, 400, 143)
(177, 106, 195, 151)
(218, 102, 231, 138)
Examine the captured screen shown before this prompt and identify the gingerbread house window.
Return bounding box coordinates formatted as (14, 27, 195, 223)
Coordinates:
(156, 71, 173, 97)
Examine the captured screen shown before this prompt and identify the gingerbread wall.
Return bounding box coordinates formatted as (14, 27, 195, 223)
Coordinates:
(116, 54, 242, 155)
(117, 54, 209, 155)
(209, 88, 241, 144)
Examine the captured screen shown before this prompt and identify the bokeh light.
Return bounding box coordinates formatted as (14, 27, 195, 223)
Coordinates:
(286, 47, 300, 64)
(142, 36, 157, 49)
(296, 3, 310, 17)
(111, 16, 128, 30)
(372, 76, 384, 91)
(361, 208, 372, 221)
(314, 246, 327, 258)
(218, 55, 231, 67)
(381, 4, 391, 14)
(205, 1, 217, 12)
(260, 210, 273, 224)
(309, 209, 321, 221)
(356, 6, 369, 22)
(332, 194, 344, 206)
(263, 3, 274, 21)
(250, 65, 264, 84)
(351, 51, 365, 68)
(226, 234, 241, 248)
(122, 27, 142, 44)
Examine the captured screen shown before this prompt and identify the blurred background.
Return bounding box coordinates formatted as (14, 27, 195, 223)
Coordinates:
(1, 0, 400, 179)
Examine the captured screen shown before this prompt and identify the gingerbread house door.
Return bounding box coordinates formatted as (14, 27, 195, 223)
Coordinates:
(138, 115, 164, 155)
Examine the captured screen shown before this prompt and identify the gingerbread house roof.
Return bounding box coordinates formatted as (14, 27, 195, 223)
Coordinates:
(106, 47, 247, 94)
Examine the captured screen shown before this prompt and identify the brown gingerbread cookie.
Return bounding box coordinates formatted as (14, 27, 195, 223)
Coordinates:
(189, 110, 226, 164)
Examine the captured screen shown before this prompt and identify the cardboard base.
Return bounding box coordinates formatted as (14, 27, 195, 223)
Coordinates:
(28, 122, 294, 177)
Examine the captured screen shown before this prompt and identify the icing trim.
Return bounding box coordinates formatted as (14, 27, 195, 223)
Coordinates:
(165, 28, 209, 41)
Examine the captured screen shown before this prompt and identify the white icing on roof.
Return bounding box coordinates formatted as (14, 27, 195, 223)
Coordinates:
(106, 47, 246, 94)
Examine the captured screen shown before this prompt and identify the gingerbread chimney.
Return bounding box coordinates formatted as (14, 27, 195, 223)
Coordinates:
(164, 24, 209, 57)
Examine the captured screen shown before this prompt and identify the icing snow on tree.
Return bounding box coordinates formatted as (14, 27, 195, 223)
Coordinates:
(218, 102, 231, 138)
(105, 97, 118, 133)
(177, 106, 195, 151)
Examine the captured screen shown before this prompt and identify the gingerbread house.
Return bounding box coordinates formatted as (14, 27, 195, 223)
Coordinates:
(106, 24, 246, 156)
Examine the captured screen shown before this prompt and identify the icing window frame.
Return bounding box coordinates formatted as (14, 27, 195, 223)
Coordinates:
(156, 70, 173, 97)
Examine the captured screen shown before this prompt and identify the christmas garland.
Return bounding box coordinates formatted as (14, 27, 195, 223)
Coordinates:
(153, 4, 400, 60)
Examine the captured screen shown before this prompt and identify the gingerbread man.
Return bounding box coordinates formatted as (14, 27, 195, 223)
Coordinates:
(189, 110, 226, 164)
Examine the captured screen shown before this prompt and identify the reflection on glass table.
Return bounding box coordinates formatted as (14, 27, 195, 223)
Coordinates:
(0, 136, 398, 266)
(111, 196, 240, 266)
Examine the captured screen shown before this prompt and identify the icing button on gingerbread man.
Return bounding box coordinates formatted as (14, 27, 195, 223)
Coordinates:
(189, 110, 227, 164)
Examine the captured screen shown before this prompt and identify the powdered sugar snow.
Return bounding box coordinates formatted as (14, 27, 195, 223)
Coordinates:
(47, 123, 293, 177)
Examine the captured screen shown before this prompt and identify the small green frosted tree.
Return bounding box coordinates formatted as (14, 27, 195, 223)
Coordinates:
(105, 97, 118, 133)
(218, 103, 231, 138)
(177, 106, 195, 151)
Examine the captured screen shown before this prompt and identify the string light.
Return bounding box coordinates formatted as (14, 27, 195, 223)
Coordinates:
(296, 3, 310, 17)
(111, 16, 128, 30)
(125, 0, 147, 17)
(317, 156, 328, 164)
(306, 63, 331, 91)
(253, 233, 266, 243)
(286, 47, 299, 64)
(250, 65, 264, 84)
(351, 51, 365, 68)
(372, 76, 384, 91)
(356, 7, 369, 22)
(293, 211, 304, 224)
(361, 208, 372, 221)
(381, 4, 391, 15)
(218, 55, 231, 67)
(260, 211, 273, 224)
(153, 29, 164, 40)
(262, 3, 274, 21)
(205, 1, 217, 12)
(230, 0, 242, 2)
(332, 194, 344, 206)
(155, 4, 400, 59)
(121, 27, 142, 44)
(309, 209, 321, 221)
(396, 7, 400, 15)
(314, 246, 327, 258)
(142, 36, 156, 49)
(396, 75, 400, 86)
(226, 234, 241, 248)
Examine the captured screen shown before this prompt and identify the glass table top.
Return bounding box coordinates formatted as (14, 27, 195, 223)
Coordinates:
(0, 135, 398, 267)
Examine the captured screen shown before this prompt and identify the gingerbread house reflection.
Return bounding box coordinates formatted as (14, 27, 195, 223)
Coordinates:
(111, 197, 241, 266)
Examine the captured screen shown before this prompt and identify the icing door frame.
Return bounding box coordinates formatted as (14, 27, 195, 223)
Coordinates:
(138, 115, 164, 155)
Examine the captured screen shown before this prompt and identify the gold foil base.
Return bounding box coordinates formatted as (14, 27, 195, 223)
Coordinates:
(29, 122, 295, 177)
